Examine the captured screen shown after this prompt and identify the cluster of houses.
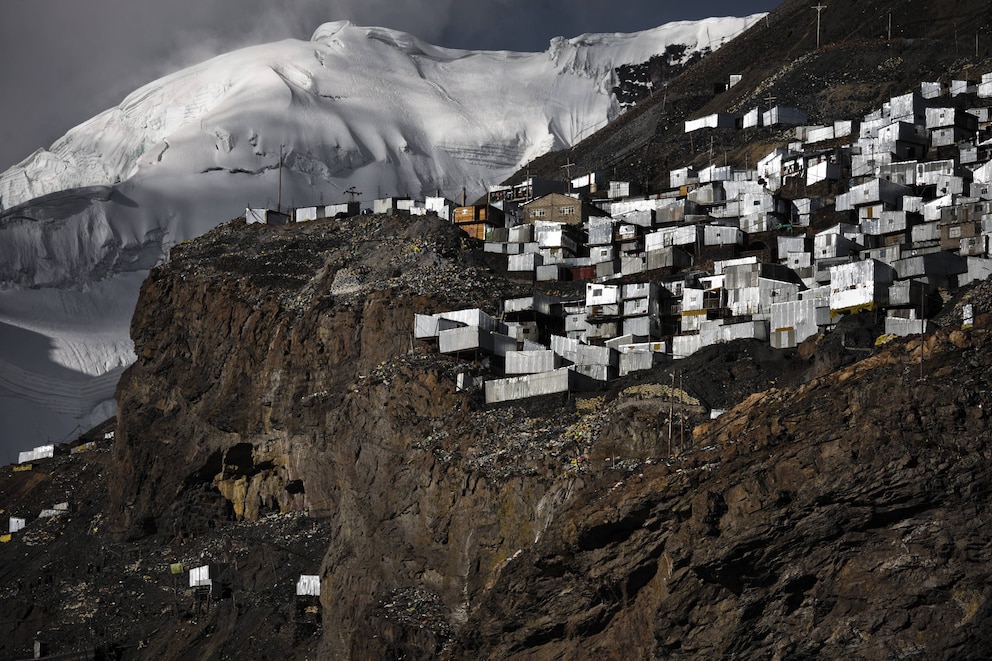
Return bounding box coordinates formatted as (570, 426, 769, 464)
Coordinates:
(245, 196, 458, 226)
(6, 441, 324, 617)
(1, 434, 111, 542)
(238, 74, 992, 404)
(409, 74, 992, 404)
(2, 502, 70, 544)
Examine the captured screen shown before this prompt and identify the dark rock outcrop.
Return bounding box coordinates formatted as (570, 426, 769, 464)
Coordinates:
(4, 212, 992, 659)
(447, 321, 992, 660)
(108, 214, 587, 659)
(6, 0, 992, 656)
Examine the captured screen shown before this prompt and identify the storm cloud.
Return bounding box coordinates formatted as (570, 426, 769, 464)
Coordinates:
(0, 0, 777, 172)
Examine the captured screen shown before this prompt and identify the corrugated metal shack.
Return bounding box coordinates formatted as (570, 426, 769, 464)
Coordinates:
(891, 251, 967, 288)
(684, 113, 737, 132)
(190, 564, 223, 598)
(485, 368, 571, 404)
(885, 313, 932, 336)
(770, 297, 822, 349)
(18, 444, 56, 464)
(439, 326, 516, 357)
(297, 575, 321, 597)
(723, 262, 804, 317)
(829, 259, 897, 314)
(39, 502, 69, 518)
(505, 350, 560, 375)
(670, 166, 698, 189)
(414, 314, 462, 340)
(763, 106, 807, 127)
(246, 208, 292, 225)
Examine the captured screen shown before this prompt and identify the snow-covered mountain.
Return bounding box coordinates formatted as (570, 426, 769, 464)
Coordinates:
(0, 15, 763, 457)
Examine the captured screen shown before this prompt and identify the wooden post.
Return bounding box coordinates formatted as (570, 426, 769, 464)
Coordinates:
(277, 144, 284, 214)
(920, 286, 925, 380)
(668, 371, 674, 456)
(679, 371, 685, 453)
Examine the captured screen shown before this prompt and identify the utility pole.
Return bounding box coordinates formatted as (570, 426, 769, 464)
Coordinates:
(344, 186, 361, 204)
(679, 371, 685, 454)
(277, 144, 284, 214)
(920, 286, 925, 380)
(561, 159, 576, 195)
(668, 371, 674, 456)
(812, 4, 827, 50)
(763, 93, 777, 111)
(888, 12, 892, 41)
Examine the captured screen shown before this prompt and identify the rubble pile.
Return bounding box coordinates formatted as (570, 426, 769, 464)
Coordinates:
(167, 213, 516, 315)
(935, 275, 992, 326)
(376, 587, 455, 642)
(389, 262, 528, 309)
(460, 406, 598, 479)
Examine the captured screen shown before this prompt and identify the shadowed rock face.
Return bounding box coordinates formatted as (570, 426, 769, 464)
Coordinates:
(4, 203, 991, 659)
(446, 323, 992, 660)
(8, 1, 992, 656)
(104, 209, 992, 660)
(108, 214, 592, 659)
(111, 214, 490, 534)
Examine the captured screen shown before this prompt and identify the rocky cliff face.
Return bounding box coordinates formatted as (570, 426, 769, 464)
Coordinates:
(110, 214, 992, 659)
(4, 212, 989, 659)
(108, 214, 595, 658)
(447, 322, 992, 660)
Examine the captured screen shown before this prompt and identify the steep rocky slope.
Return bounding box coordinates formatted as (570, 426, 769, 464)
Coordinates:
(114, 211, 992, 660)
(523, 0, 992, 188)
(448, 322, 992, 659)
(108, 214, 596, 660)
(8, 1, 992, 657)
(1, 212, 991, 659)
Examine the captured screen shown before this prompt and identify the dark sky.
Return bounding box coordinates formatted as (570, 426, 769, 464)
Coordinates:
(0, 0, 779, 173)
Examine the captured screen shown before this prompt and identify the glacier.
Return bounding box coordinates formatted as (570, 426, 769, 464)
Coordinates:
(0, 15, 763, 457)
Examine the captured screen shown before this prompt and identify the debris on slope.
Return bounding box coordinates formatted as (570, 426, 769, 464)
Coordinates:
(447, 317, 992, 660)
